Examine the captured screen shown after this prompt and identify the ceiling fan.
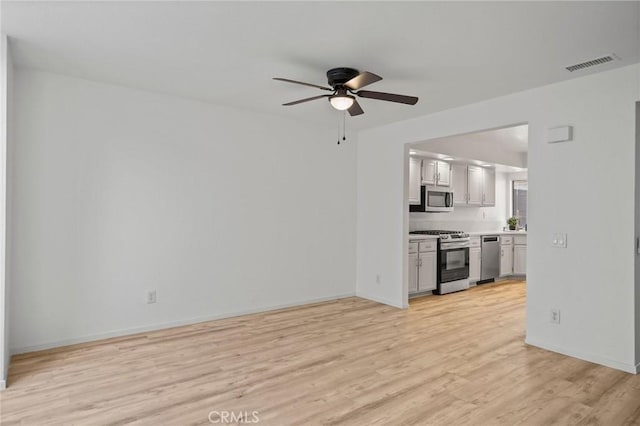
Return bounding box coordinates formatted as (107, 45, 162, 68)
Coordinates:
(273, 67, 418, 116)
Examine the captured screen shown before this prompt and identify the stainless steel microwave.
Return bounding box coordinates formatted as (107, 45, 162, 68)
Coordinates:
(410, 186, 454, 213)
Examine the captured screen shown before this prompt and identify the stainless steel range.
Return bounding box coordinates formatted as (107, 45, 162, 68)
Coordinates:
(409, 230, 470, 294)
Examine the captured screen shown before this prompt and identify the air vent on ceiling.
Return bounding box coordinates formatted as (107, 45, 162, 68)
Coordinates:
(565, 54, 618, 72)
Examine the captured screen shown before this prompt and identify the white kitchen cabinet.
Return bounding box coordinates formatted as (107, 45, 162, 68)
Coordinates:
(500, 238, 513, 277)
(469, 247, 482, 282)
(467, 165, 484, 205)
(418, 251, 437, 292)
(444, 162, 495, 207)
(408, 240, 437, 295)
(408, 252, 419, 293)
(421, 159, 450, 187)
(422, 159, 436, 186)
(513, 246, 526, 275)
(513, 235, 527, 275)
(409, 157, 422, 205)
(451, 164, 468, 205)
(482, 168, 496, 206)
(436, 161, 451, 187)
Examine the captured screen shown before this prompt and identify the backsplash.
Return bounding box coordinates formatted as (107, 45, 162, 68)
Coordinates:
(410, 214, 505, 232)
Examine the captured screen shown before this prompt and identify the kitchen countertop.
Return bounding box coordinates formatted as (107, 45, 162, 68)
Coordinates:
(409, 231, 526, 241)
(467, 230, 527, 237)
(408, 234, 440, 241)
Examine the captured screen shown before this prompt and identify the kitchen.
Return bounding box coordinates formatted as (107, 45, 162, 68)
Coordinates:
(407, 124, 528, 298)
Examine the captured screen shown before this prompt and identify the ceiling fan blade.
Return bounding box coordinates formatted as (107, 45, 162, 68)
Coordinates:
(344, 71, 382, 90)
(282, 94, 331, 106)
(273, 77, 333, 91)
(356, 90, 418, 105)
(348, 99, 364, 116)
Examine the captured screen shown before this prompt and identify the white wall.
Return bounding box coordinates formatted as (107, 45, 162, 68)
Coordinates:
(10, 69, 357, 353)
(0, 35, 12, 388)
(636, 102, 640, 371)
(357, 64, 639, 372)
(410, 171, 509, 232)
(414, 138, 527, 168)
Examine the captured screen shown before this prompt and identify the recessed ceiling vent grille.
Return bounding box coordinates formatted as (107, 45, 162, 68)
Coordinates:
(565, 55, 618, 72)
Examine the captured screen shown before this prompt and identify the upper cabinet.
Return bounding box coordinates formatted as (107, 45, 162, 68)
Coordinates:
(482, 168, 495, 206)
(452, 165, 495, 207)
(467, 165, 484, 205)
(422, 159, 450, 187)
(451, 164, 468, 205)
(409, 157, 422, 205)
(422, 159, 437, 186)
(436, 161, 451, 186)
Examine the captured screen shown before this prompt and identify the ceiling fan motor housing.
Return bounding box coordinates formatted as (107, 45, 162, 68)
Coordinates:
(326, 67, 360, 88)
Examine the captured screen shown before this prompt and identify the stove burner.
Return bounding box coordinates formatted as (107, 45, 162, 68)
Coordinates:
(410, 230, 462, 235)
(410, 230, 469, 239)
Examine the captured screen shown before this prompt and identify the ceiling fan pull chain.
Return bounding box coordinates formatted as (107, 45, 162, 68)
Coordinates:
(337, 112, 341, 145)
(342, 111, 347, 143)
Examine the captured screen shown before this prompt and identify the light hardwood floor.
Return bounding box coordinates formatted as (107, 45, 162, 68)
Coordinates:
(2, 280, 640, 425)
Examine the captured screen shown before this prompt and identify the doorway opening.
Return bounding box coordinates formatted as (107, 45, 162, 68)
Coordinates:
(405, 123, 528, 305)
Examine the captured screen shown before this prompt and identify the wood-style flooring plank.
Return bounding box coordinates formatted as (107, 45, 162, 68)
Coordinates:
(2, 280, 640, 425)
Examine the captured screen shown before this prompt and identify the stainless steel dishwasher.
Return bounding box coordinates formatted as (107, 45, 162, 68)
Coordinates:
(481, 235, 500, 281)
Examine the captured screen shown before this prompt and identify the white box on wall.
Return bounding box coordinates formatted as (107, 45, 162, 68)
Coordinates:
(547, 126, 573, 143)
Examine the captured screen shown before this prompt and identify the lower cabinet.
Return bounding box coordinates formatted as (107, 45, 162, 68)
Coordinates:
(409, 241, 437, 295)
(469, 236, 481, 282)
(513, 245, 527, 275)
(469, 247, 481, 282)
(500, 240, 514, 277)
(418, 251, 437, 292)
(408, 252, 419, 293)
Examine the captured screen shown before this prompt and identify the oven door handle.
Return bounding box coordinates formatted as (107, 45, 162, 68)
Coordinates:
(441, 243, 470, 250)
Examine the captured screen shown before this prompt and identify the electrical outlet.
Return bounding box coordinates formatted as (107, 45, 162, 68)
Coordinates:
(147, 290, 157, 304)
(550, 309, 560, 324)
(552, 233, 567, 248)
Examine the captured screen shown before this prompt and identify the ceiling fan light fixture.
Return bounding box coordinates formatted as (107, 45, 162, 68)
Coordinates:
(329, 95, 355, 111)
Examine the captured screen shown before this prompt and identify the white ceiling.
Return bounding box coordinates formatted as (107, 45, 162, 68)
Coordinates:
(412, 124, 529, 169)
(2, 1, 639, 130)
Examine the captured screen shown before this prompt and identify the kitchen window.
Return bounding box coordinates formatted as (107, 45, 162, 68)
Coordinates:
(512, 180, 528, 229)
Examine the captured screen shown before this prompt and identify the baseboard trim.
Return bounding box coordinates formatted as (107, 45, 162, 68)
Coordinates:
(525, 337, 637, 374)
(2, 362, 7, 388)
(356, 292, 405, 309)
(11, 292, 356, 355)
(635, 361, 640, 374)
